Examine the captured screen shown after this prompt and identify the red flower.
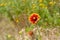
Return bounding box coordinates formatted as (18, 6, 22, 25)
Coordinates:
(29, 13, 40, 24)
(28, 31, 33, 36)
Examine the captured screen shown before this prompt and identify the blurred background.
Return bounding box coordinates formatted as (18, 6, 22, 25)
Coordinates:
(0, 0, 60, 40)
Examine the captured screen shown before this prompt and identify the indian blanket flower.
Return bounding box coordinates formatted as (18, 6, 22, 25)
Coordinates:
(28, 31, 33, 36)
(29, 13, 40, 24)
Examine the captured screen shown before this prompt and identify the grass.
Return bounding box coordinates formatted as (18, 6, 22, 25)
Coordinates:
(0, 0, 60, 40)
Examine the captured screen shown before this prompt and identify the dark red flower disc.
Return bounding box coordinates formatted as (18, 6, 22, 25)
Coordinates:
(29, 13, 40, 24)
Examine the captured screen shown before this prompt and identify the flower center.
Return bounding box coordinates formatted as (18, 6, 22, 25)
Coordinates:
(33, 17, 37, 21)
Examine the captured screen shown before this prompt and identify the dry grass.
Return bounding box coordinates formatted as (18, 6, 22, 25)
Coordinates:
(0, 14, 60, 40)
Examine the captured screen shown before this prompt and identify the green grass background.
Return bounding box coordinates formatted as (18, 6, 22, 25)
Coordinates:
(0, 0, 60, 28)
